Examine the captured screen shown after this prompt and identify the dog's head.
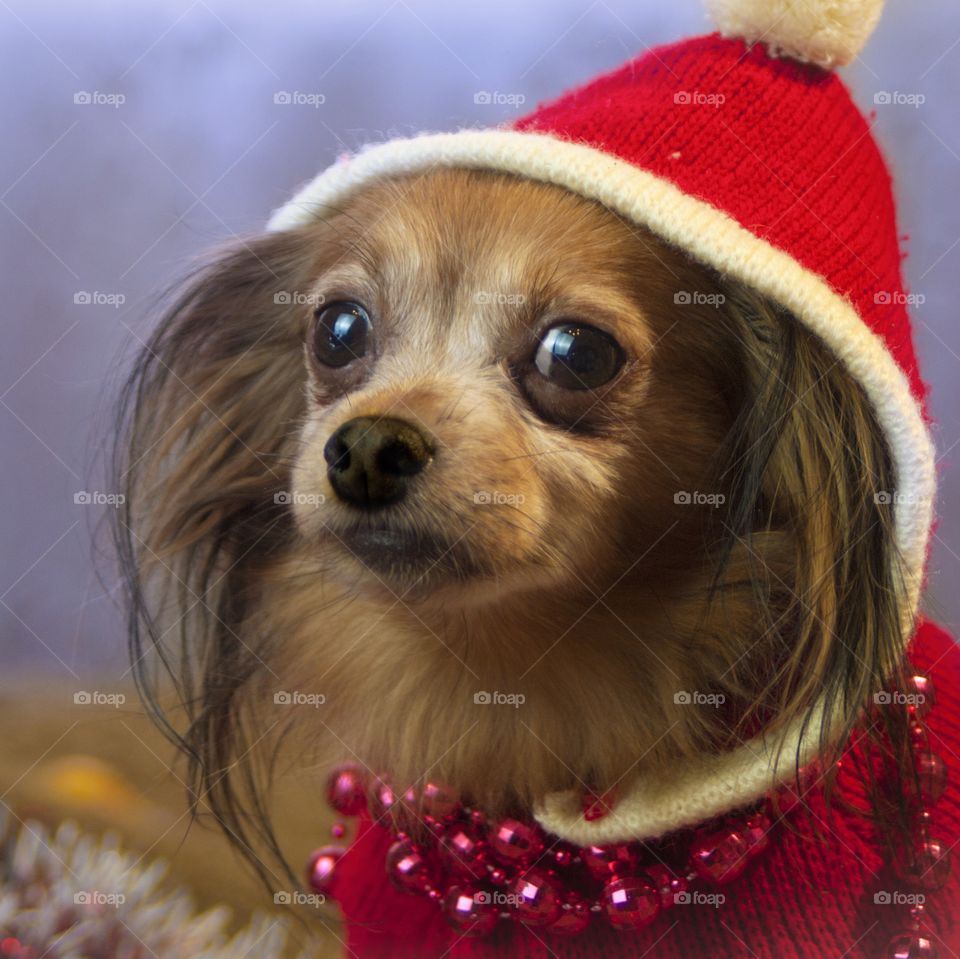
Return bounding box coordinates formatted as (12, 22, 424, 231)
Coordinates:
(114, 167, 909, 864)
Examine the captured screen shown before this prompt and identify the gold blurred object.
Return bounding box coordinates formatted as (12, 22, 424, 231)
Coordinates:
(34, 754, 141, 815)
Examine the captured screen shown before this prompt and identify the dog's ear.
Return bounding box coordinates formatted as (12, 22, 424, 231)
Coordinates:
(710, 284, 907, 729)
(703, 282, 916, 845)
(116, 231, 323, 572)
(112, 225, 332, 877)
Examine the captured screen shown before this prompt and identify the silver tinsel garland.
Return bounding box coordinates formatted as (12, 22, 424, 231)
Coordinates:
(0, 812, 315, 958)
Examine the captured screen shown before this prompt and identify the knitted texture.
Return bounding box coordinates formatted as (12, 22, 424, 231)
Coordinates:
(325, 620, 960, 959)
(514, 34, 922, 406)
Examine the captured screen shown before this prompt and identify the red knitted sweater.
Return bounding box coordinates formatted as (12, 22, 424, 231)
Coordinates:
(327, 619, 960, 958)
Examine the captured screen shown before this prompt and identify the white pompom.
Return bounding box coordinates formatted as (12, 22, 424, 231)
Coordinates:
(705, 0, 884, 69)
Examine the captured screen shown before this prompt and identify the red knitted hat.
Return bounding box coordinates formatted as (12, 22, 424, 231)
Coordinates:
(268, 0, 936, 844)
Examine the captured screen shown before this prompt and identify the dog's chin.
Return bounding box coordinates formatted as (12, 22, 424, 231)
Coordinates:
(323, 522, 485, 595)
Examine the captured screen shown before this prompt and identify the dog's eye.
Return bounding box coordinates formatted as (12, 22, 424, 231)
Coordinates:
(312, 301, 371, 368)
(534, 323, 625, 389)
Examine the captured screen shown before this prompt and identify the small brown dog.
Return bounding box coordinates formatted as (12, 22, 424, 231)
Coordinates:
(115, 166, 905, 845)
(112, 0, 960, 949)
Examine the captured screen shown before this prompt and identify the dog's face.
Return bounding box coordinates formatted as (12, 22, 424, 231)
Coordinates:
(288, 170, 738, 608)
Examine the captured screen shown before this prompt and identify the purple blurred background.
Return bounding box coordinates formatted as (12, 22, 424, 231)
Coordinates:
(2, 0, 959, 683)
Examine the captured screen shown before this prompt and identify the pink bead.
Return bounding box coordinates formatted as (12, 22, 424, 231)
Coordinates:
(443, 885, 498, 938)
(905, 674, 935, 718)
(326, 764, 367, 817)
(510, 869, 561, 926)
(603, 875, 661, 931)
(581, 843, 640, 880)
(644, 863, 688, 908)
(887, 933, 939, 959)
(582, 789, 617, 821)
(367, 775, 398, 822)
(744, 811, 772, 855)
(305, 845, 345, 897)
(915, 751, 948, 804)
(439, 822, 488, 880)
(422, 781, 461, 820)
(330, 822, 346, 840)
(667, 874, 690, 906)
(902, 839, 952, 891)
(547, 891, 591, 936)
(690, 827, 751, 884)
(553, 847, 573, 867)
(386, 838, 435, 894)
(489, 819, 545, 865)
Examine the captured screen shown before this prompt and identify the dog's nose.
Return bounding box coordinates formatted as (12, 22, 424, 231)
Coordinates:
(323, 416, 433, 508)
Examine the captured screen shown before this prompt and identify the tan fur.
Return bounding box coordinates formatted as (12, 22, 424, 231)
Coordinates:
(116, 168, 907, 863)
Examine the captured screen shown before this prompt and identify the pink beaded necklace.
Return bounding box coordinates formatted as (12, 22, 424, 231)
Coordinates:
(307, 672, 950, 957)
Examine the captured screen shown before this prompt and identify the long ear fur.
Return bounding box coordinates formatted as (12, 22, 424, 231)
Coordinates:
(112, 225, 336, 883)
(702, 274, 916, 855)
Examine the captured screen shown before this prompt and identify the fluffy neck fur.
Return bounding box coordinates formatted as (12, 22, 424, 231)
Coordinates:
(260, 538, 770, 815)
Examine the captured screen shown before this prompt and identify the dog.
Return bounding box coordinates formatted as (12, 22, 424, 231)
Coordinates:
(112, 165, 955, 957)
(109, 5, 960, 957)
